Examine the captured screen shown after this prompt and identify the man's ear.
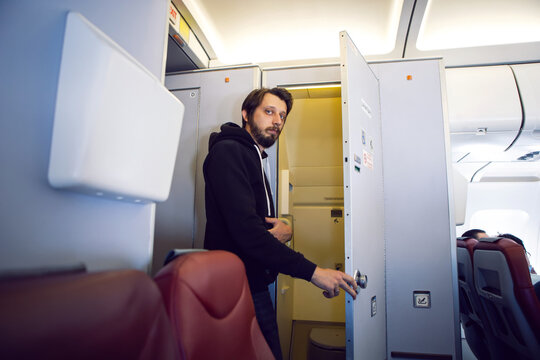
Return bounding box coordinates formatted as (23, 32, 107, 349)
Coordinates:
(242, 109, 249, 128)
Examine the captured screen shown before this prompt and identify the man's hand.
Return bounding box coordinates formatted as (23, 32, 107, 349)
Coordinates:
(310, 266, 357, 299)
(265, 217, 292, 244)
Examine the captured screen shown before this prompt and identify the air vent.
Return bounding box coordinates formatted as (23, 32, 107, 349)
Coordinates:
(517, 151, 540, 161)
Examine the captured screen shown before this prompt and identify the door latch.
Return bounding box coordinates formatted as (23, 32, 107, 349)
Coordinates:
(354, 269, 368, 290)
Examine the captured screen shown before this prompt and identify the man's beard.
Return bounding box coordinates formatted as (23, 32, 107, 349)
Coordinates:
(248, 118, 280, 148)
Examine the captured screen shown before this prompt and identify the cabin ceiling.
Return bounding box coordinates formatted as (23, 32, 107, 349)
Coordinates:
(174, 0, 540, 68)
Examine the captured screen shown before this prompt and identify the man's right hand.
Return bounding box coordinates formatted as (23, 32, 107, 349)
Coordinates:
(265, 217, 292, 244)
(310, 266, 357, 299)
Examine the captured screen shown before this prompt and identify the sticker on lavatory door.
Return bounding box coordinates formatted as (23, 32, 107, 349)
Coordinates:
(363, 150, 373, 170)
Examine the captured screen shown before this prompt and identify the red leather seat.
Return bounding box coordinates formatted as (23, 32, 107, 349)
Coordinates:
(457, 237, 483, 325)
(154, 250, 274, 360)
(474, 237, 540, 359)
(457, 237, 511, 359)
(0, 269, 179, 360)
(457, 237, 490, 359)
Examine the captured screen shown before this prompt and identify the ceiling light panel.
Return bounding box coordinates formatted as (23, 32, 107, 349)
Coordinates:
(417, 0, 540, 50)
(184, 0, 403, 64)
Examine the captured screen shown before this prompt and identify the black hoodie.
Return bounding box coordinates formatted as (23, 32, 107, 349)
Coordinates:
(203, 122, 317, 293)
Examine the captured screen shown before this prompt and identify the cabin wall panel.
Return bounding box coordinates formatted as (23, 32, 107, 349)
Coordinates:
(372, 59, 459, 358)
(0, 0, 170, 272)
(165, 67, 261, 249)
(446, 65, 522, 162)
(152, 89, 200, 274)
(510, 62, 540, 152)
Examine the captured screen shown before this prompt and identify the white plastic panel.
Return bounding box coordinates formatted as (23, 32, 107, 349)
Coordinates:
(453, 166, 468, 226)
(446, 66, 521, 133)
(446, 65, 522, 158)
(512, 63, 540, 132)
(340, 31, 386, 360)
(453, 162, 491, 182)
(165, 66, 261, 248)
(477, 162, 540, 183)
(510, 63, 540, 148)
(49, 12, 184, 203)
(372, 59, 458, 359)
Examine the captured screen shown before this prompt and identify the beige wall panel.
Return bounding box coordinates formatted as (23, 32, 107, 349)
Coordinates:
(292, 186, 343, 206)
(291, 166, 343, 187)
(283, 97, 342, 169)
(292, 206, 345, 321)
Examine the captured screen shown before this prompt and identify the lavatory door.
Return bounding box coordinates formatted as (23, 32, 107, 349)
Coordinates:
(340, 31, 386, 360)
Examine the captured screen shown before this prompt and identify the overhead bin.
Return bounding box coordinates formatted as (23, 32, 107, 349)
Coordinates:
(510, 63, 540, 147)
(446, 65, 522, 162)
(166, 1, 209, 72)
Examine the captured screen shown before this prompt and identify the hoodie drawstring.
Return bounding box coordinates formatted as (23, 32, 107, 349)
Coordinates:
(254, 145, 271, 217)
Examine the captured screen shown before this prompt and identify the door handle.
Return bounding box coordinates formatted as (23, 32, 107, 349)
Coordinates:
(354, 269, 368, 290)
(278, 215, 293, 247)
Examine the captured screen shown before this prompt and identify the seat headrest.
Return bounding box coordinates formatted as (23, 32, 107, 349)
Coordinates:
(457, 237, 478, 258)
(157, 250, 247, 319)
(163, 248, 207, 266)
(0, 269, 178, 359)
(474, 238, 531, 288)
(477, 236, 504, 243)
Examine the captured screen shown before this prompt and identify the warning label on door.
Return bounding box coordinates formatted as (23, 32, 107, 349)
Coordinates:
(363, 150, 373, 170)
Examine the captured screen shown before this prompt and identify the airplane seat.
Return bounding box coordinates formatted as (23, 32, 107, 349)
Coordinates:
(0, 268, 179, 359)
(154, 250, 274, 360)
(457, 237, 480, 321)
(474, 237, 540, 359)
(456, 237, 492, 360)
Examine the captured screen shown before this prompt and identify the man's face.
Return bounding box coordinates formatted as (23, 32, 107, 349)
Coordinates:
(243, 93, 287, 149)
(477, 232, 488, 239)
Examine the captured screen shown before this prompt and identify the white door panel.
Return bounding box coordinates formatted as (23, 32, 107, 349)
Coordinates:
(340, 31, 386, 359)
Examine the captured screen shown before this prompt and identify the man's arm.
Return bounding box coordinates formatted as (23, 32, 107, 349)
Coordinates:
(206, 141, 357, 299)
(265, 217, 292, 244)
(205, 141, 316, 281)
(311, 267, 357, 299)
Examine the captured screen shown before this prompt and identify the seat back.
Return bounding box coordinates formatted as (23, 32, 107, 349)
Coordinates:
(474, 237, 540, 359)
(457, 237, 483, 324)
(154, 250, 274, 360)
(457, 237, 500, 359)
(0, 269, 179, 360)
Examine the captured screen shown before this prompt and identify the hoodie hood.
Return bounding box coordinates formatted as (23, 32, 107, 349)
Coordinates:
(208, 122, 268, 158)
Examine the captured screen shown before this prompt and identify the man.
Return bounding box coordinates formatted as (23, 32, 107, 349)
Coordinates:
(203, 87, 357, 359)
(461, 229, 488, 240)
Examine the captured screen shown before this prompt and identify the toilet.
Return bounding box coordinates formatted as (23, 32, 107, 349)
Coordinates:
(307, 326, 346, 360)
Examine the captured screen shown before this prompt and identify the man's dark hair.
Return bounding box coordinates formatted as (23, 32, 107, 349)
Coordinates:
(498, 233, 528, 252)
(241, 87, 293, 127)
(461, 229, 486, 240)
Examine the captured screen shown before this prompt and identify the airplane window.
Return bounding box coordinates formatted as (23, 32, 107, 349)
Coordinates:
(469, 209, 530, 237)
